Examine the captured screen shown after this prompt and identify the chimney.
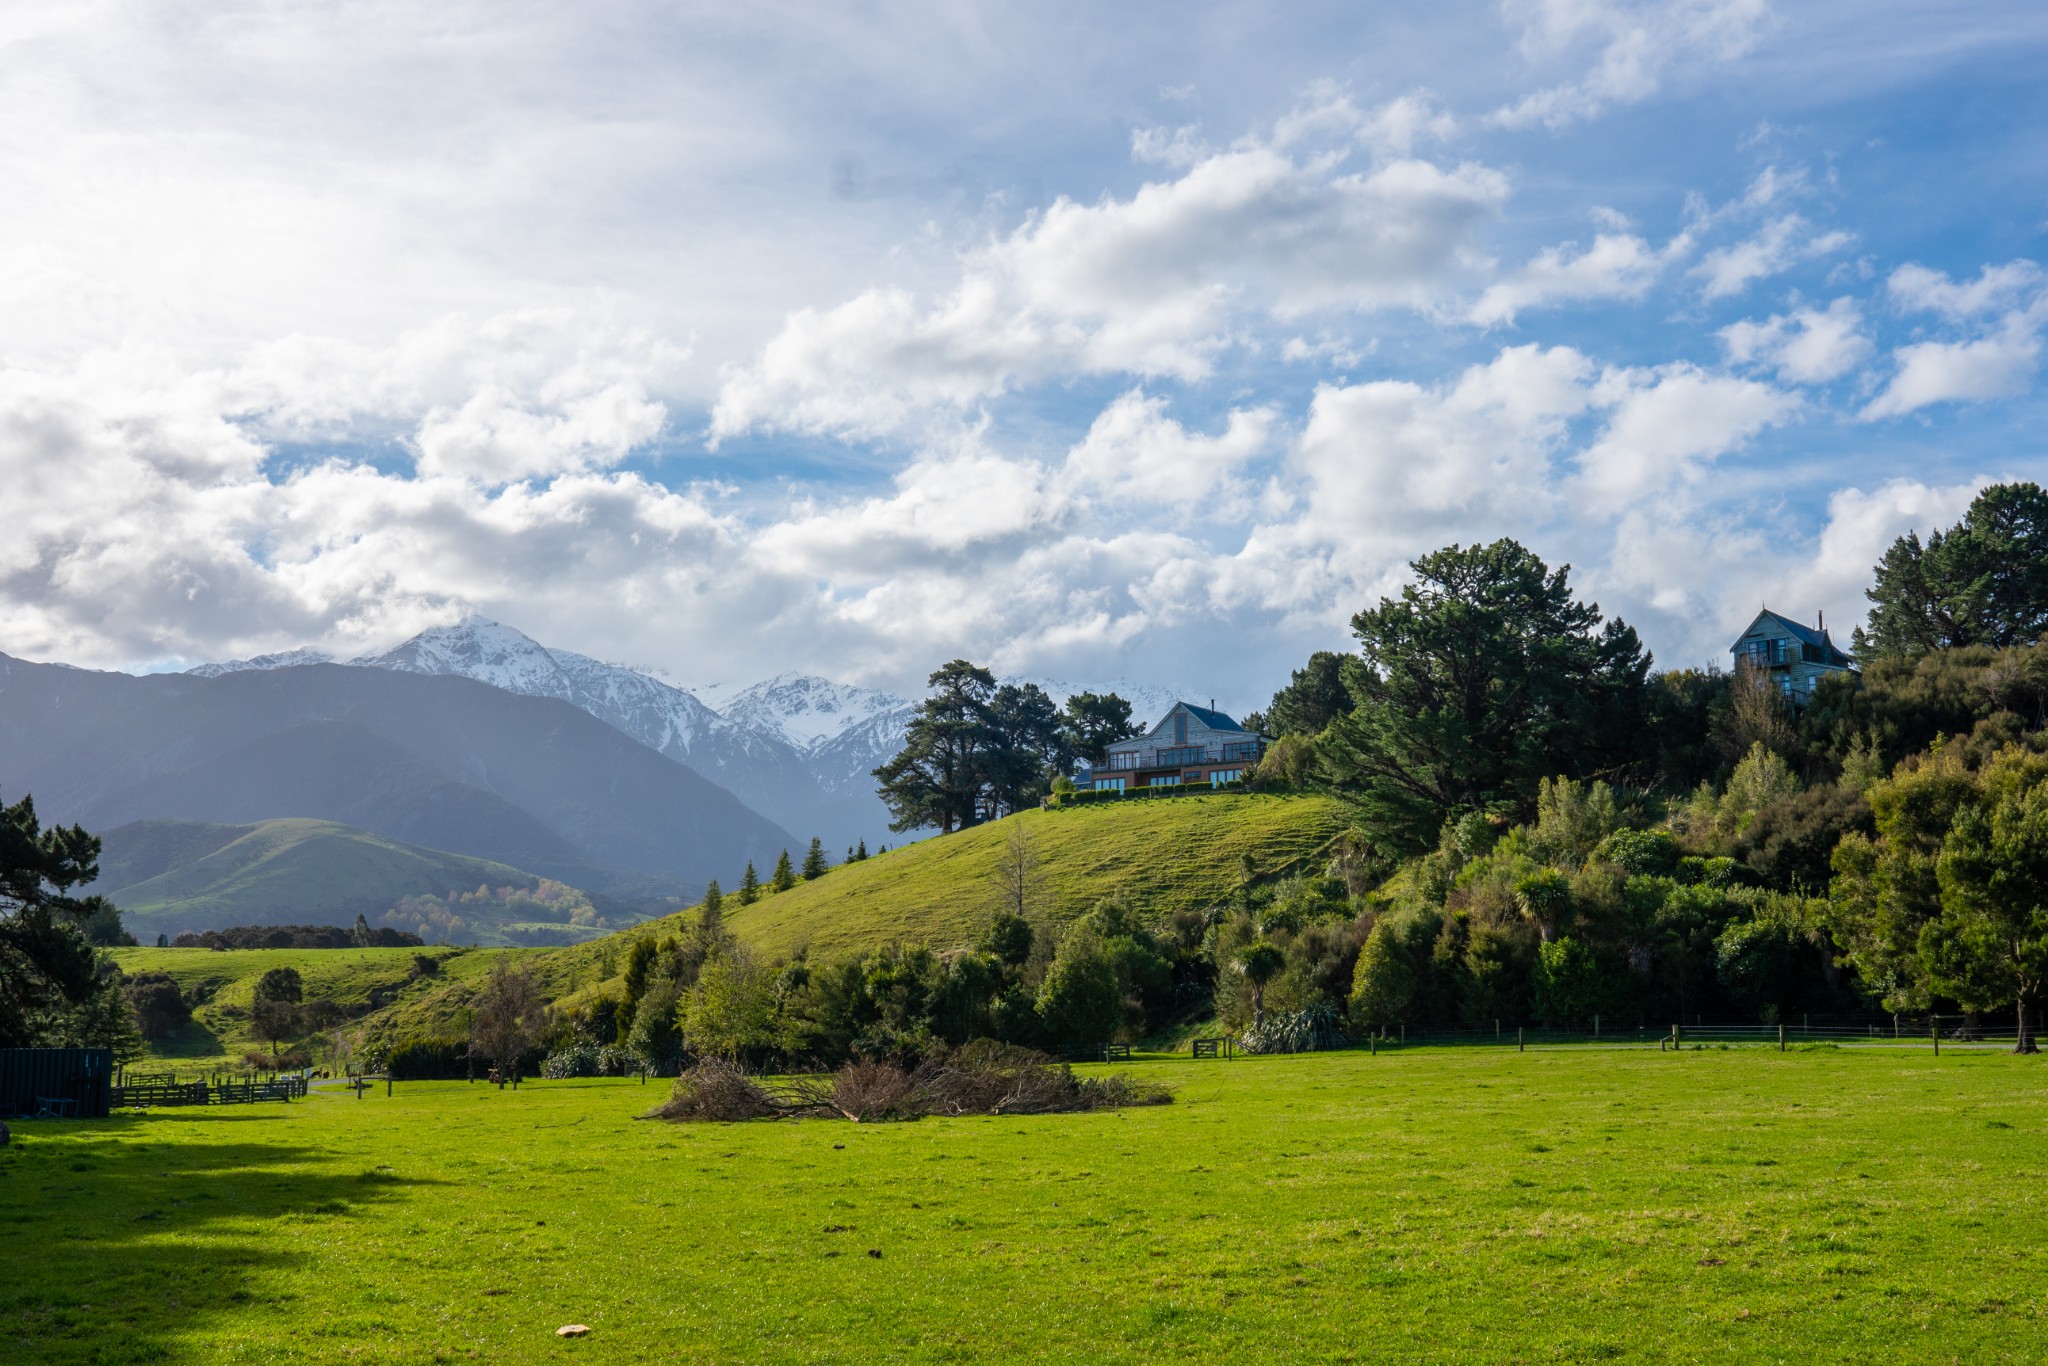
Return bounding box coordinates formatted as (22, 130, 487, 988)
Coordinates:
(1817, 609, 1824, 632)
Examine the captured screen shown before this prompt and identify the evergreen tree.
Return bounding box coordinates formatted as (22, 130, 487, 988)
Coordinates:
(855, 839, 869, 861)
(1318, 539, 1652, 855)
(1857, 482, 2048, 658)
(1, 792, 114, 1049)
(351, 913, 372, 947)
(875, 660, 999, 833)
(738, 861, 760, 906)
(1057, 691, 1141, 769)
(770, 849, 797, 893)
(801, 838, 828, 881)
(1265, 651, 1356, 738)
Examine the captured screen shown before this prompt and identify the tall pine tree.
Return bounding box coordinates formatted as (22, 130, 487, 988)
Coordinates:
(769, 849, 796, 893)
(737, 862, 760, 906)
(801, 838, 828, 880)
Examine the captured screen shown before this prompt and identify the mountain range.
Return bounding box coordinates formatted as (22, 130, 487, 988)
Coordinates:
(0, 652, 794, 899)
(191, 617, 1202, 853)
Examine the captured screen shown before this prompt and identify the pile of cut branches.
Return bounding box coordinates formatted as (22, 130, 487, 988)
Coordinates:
(645, 1042, 1172, 1123)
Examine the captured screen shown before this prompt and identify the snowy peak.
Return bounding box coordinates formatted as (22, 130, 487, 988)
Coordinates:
(352, 619, 577, 700)
(185, 647, 334, 678)
(717, 673, 912, 753)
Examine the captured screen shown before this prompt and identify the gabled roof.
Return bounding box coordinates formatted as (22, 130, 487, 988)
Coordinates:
(1178, 702, 1245, 732)
(1731, 609, 1854, 666)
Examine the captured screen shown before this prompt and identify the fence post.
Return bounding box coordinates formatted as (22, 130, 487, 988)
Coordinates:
(1370, 1035, 1376, 1056)
(1932, 1020, 1939, 1057)
(1594, 1014, 1600, 1040)
(386, 1075, 392, 1098)
(1518, 1028, 1524, 1053)
(1778, 1024, 1785, 1052)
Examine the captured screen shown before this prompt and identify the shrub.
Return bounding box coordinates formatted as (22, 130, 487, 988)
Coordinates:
(645, 1044, 1171, 1124)
(384, 1037, 471, 1080)
(1239, 1002, 1346, 1054)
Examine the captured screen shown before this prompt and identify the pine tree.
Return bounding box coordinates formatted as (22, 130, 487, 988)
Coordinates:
(801, 838, 828, 881)
(738, 861, 760, 906)
(699, 881, 725, 943)
(855, 838, 869, 861)
(770, 849, 796, 893)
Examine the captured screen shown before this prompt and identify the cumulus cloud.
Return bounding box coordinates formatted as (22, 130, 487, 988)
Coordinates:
(711, 115, 1508, 442)
(1861, 261, 2047, 419)
(1693, 214, 1854, 299)
(1059, 391, 1276, 510)
(1719, 297, 1872, 384)
(1490, 0, 1772, 131)
(1470, 227, 1671, 325)
(1576, 364, 1797, 510)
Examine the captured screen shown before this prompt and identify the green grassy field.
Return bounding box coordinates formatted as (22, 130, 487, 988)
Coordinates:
(107, 946, 534, 1067)
(6, 1046, 2044, 1363)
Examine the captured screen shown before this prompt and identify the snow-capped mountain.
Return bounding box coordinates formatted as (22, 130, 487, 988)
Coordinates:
(717, 673, 912, 754)
(186, 648, 334, 677)
(182, 621, 1213, 852)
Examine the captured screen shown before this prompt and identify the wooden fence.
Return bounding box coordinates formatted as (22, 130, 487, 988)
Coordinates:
(110, 1073, 308, 1108)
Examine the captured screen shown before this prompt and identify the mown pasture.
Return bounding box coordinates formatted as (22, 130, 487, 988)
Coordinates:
(6, 1045, 2045, 1362)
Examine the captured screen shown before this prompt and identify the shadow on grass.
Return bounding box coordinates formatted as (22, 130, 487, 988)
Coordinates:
(0, 1112, 438, 1365)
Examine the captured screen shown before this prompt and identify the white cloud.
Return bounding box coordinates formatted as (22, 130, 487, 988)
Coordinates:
(1060, 391, 1276, 510)
(711, 128, 1508, 442)
(1693, 214, 1853, 299)
(1491, 0, 1772, 130)
(1861, 320, 2041, 419)
(1719, 297, 1872, 384)
(1469, 229, 1670, 325)
(1576, 364, 1797, 509)
(1888, 260, 2043, 319)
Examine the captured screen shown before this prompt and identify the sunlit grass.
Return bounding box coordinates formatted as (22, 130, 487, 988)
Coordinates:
(5, 1046, 2045, 1362)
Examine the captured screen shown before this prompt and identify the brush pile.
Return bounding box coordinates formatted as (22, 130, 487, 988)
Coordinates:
(646, 1042, 1172, 1123)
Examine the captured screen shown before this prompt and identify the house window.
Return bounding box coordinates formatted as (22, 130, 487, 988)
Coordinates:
(1108, 751, 1139, 770)
(1151, 774, 1181, 788)
(1221, 741, 1261, 762)
(1174, 712, 1188, 744)
(1211, 768, 1241, 784)
(1095, 776, 1125, 792)
(1156, 745, 1207, 767)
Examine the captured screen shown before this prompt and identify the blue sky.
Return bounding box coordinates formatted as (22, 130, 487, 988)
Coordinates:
(2, 1, 2044, 709)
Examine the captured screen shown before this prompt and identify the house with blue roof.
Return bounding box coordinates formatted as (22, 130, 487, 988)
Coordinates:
(1729, 608, 1856, 707)
(1085, 701, 1268, 791)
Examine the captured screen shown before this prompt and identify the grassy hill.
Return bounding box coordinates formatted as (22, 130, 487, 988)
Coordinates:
(721, 793, 1353, 960)
(107, 944, 535, 1066)
(113, 794, 1354, 1062)
(98, 818, 612, 945)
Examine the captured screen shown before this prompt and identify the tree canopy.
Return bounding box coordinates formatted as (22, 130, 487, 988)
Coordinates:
(1856, 481, 2048, 659)
(0, 793, 125, 1049)
(1316, 540, 1652, 855)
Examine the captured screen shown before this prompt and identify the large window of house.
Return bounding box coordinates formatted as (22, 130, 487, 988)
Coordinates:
(1174, 712, 1187, 744)
(1108, 751, 1139, 770)
(1156, 745, 1206, 767)
(1210, 768, 1241, 784)
(1151, 774, 1180, 787)
(1221, 740, 1260, 762)
(1095, 776, 1125, 791)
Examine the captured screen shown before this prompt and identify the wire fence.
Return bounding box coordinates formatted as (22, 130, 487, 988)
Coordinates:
(1185, 1013, 2041, 1058)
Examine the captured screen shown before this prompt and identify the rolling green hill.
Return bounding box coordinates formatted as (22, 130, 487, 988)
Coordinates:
(116, 794, 1355, 1063)
(106, 944, 536, 1065)
(99, 818, 609, 945)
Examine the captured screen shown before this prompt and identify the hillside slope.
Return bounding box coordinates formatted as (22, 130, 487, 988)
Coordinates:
(97, 818, 557, 942)
(525, 793, 1352, 981)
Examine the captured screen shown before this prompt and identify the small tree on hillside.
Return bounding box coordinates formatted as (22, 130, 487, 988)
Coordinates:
(1235, 943, 1286, 1029)
(1035, 931, 1121, 1049)
(123, 972, 190, 1041)
(737, 862, 760, 906)
(802, 838, 828, 881)
(470, 961, 544, 1078)
(854, 839, 869, 861)
(770, 850, 797, 893)
(251, 967, 304, 1058)
(991, 820, 1047, 925)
